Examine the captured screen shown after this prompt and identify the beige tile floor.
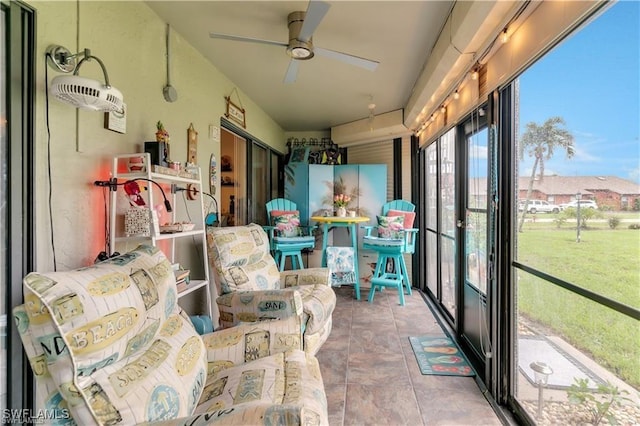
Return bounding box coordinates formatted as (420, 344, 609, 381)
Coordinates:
(317, 286, 503, 426)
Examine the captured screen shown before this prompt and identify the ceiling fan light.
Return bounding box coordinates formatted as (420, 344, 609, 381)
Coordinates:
(289, 46, 312, 59)
(287, 37, 314, 60)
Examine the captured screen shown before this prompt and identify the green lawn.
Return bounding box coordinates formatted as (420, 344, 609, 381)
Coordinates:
(517, 225, 640, 389)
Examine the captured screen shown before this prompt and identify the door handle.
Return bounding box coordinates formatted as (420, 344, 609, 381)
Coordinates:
(457, 220, 465, 228)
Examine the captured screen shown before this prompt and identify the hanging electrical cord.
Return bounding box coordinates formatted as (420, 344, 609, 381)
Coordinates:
(44, 53, 58, 271)
(178, 191, 205, 268)
(174, 186, 219, 226)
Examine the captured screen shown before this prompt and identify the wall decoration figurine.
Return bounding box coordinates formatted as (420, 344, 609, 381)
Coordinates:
(155, 121, 169, 143)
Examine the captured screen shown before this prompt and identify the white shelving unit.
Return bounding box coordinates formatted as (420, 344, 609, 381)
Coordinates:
(109, 153, 212, 319)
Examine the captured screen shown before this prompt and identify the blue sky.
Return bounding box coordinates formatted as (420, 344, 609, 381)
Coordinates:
(518, 1, 639, 183)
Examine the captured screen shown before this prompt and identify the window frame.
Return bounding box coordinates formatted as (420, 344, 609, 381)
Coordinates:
(3, 0, 37, 412)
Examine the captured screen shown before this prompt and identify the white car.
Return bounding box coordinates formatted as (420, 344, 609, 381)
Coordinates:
(517, 199, 561, 214)
(560, 200, 598, 210)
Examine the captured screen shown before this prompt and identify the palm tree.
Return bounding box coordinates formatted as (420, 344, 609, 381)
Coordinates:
(518, 116, 575, 232)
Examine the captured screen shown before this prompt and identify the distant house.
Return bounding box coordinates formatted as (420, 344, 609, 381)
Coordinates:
(517, 176, 640, 210)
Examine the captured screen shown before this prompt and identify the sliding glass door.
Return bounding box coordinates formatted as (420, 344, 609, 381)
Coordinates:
(420, 112, 492, 377)
(250, 143, 268, 225)
(460, 112, 491, 373)
(220, 120, 284, 226)
(421, 128, 457, 321)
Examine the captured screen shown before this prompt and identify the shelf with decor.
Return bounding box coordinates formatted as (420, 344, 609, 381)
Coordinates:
(108, 153, 212, 319)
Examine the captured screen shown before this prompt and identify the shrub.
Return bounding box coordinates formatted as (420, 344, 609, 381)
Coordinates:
(608, 216, 621, 229)
(629, 223, 640, 230)
(567, 378, 633, 425)
(553, 217, 567, 228)
(562, 206, 602, 228)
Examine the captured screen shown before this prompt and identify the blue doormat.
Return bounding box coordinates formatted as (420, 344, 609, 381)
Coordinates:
(409, 335, 475, 376)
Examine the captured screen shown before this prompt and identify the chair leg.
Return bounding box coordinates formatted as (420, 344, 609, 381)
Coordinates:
(397, 278, 405, 306)
(374, 254, 387, 293)
(296, 252, 305, 269)
(279, 253, 287, 271)
(367, 284, 377, 303)
(398, 256, 412, 295)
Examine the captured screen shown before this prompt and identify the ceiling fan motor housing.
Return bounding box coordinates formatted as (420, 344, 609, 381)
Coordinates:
(287, 11, 314, 60)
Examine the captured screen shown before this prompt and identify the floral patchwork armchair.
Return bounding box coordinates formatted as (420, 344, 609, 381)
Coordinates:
(13, 245, 328, 425)
(206, 223, 336, 355)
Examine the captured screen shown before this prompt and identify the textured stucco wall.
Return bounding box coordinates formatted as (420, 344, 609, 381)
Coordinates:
(28, 1, 284, 270)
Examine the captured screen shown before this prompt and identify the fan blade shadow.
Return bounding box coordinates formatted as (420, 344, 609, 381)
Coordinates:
(299, 0, 330, 41)
(315, 47, 379, 71)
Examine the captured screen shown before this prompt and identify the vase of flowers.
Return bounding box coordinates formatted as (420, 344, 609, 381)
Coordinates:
(334, 194, 351, 217)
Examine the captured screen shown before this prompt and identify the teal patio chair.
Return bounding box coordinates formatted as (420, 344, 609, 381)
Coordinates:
(265, 198, 317, 271)
(362, 200, 418, 305)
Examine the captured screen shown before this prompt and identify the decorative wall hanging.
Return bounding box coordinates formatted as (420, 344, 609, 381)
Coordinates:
(289, 146, 310, 164)
(224, 88, 246, 128)
(187, 123, 198, 164)
(209, 154, 217, 195)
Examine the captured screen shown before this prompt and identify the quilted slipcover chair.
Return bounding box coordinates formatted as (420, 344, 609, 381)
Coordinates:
(207, 223, 336, 355)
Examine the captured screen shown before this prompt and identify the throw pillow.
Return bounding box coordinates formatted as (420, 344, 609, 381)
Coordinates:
(273, 212, 302, 237)
(387, 209, 416, 229)
(269, 209, 298, 218)
(377, 215, 405, 239)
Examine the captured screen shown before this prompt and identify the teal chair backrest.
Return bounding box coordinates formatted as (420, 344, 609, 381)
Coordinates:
(380, 199, 417, 254)
(381, 200, 415, 215)
(266, 198, 298, 226)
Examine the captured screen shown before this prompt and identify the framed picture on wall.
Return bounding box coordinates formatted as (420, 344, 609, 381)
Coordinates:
(221, 155, 232, 171)
(289, 146, 310, 164)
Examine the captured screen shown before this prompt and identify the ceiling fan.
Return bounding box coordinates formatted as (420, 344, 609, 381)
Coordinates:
(209, 0, 379, 84)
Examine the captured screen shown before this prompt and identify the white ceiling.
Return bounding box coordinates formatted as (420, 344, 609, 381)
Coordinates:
(145, 1, 455, 131)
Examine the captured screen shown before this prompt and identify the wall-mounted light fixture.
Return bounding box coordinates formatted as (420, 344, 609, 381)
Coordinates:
(453, 90, 460, 100)
(46, 45, 124, 113)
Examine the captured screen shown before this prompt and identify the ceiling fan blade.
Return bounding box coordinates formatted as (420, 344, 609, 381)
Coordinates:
(283, 59, 300, 84)
(315, 47, 379, 71)
(209, 32, 287, 48)
(298, 0, 330, 42)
